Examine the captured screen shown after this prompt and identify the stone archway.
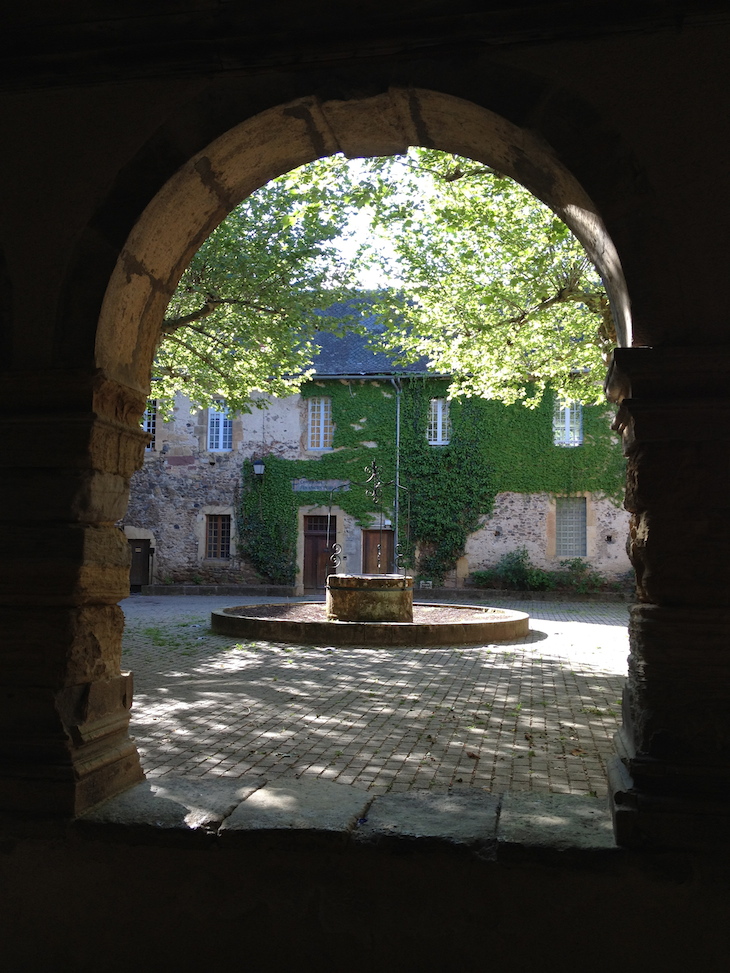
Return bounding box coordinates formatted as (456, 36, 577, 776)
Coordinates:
(6, 16, 730, 967)
(4, 87, 636, 820)
(94, 88, 633, 807)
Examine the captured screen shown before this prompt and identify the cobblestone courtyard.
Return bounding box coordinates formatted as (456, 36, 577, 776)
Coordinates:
(122, 595, 629, 798)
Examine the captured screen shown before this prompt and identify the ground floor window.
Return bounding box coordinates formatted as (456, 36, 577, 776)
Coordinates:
(206, 514, 232, 559)
(555, 496, 587, 556)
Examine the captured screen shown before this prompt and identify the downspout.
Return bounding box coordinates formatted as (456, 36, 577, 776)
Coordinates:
(391, 377, 402, 573)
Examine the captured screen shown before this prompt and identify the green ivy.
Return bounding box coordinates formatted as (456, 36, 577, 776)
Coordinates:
(239, 379, 625, 583)
(238, 460, 299, 584)
(398, 380, 497, 579)
(479, 390, 625, 500)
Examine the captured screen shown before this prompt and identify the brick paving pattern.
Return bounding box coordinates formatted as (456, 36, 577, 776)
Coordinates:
(122, 595, 629, 798)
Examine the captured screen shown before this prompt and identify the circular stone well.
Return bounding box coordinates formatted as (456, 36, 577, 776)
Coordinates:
(211, 601, 529, 647)
(326, 573, 413, 622)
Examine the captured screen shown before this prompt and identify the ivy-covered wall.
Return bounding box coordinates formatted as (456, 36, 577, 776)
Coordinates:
(239, 378, 625, 584)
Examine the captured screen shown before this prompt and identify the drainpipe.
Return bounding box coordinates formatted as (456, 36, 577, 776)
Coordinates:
(391, 377, 402, 573)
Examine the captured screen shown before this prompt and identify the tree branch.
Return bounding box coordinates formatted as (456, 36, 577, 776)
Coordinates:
(180, 322, 247, 349)
(161, 297, 220, 334)
(164, 334, 232, 380)
(162, 296, 289, 335)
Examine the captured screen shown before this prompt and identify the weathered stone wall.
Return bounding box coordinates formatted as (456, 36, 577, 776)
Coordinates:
(125, 455, 251, 583)
(237, 391, 304, 460)
(465, 492, 631, 577)
(124, 392, 309, 581)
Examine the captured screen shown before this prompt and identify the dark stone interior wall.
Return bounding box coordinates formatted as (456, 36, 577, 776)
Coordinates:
(2, 31, 719, 366)
(2, 4, 730, 968)
(3, 833, 729, 972)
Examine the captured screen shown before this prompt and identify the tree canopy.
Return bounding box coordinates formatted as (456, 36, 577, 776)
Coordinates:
(345, 150, 614, 407)
(156, 148, 614, 415)
(156, 168, 359, 416)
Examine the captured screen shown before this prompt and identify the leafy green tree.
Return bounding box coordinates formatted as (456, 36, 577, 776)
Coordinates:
(339, 149, 613, 406)
(157, 149, 613, 414)
(156, 169, 359, 416)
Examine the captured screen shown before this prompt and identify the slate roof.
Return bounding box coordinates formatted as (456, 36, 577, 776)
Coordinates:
(309, 298, 433, 377)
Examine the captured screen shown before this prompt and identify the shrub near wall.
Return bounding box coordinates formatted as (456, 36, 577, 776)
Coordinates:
(239, 380, 625, 584)
(469, 547, 632, 593)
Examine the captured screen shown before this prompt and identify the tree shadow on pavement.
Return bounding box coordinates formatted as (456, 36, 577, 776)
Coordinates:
(124, 616, 626, 798)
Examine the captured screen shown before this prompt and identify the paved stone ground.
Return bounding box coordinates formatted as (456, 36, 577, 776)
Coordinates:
(121, 594, 629, 799)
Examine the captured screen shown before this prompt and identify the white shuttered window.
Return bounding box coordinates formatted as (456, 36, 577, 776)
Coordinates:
(208, 402, 233, 451)
(553, 397, 583, 447)
(427, 398, 451, 445)
(308, 397, 333, 450)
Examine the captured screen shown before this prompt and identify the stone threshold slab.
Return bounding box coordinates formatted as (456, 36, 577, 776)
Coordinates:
(73, 777, 617, 856)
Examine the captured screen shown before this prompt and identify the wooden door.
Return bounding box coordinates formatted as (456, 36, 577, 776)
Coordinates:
(128, 538, 150, 589)
(362, 529, 394, 575)
(303, 516, 336, 589)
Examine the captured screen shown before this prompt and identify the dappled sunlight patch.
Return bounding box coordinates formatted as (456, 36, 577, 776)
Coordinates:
(124, 600, 626, 798)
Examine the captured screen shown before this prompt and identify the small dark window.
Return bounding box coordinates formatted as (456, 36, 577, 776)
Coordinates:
(304, 515, 334, 533)
(206, 514, 231, 559)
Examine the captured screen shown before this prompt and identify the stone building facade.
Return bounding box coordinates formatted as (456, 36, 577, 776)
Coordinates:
(124, 397, 254, 585)
(465, 490, 630, 579)
(124, 359, 631, 590)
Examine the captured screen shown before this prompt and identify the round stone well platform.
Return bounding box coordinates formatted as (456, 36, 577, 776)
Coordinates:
(211, 600, 530, 647)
